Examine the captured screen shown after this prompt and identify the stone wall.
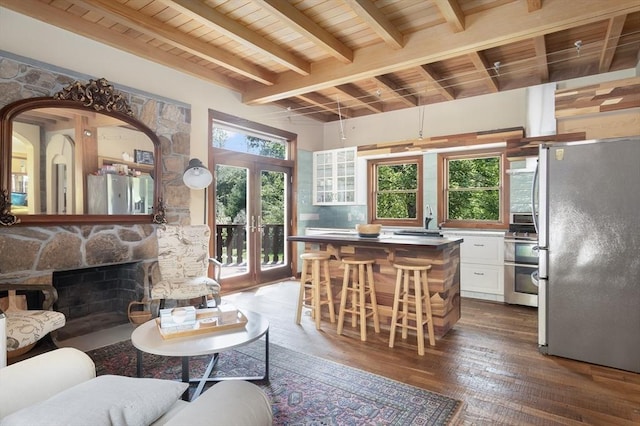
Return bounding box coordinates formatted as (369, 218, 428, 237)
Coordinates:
(0, 54, 191, 293)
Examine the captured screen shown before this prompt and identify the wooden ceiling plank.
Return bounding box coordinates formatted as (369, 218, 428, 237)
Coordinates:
(533, 35, 549, 83)
(271, 100, 333, 122)
(467, 52, 499, 93)
(258, 0, 354, 64)
(296, 93, 352, 118)
(433, 0, 465, 32)
(417, 64, 455, 100)
(0, 0, 246, 92)
(599, 14, 627, 73)
(73, 0, 276, 85)
(374, 75, 418, 108)
(343, 0, 404, 49)
(162, 0, 311, 75)
(335, 83, 384, 113)
(243, 0, 640, 105)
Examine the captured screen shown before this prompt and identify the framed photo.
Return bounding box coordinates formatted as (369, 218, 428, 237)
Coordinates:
(134, 149, 155, 165)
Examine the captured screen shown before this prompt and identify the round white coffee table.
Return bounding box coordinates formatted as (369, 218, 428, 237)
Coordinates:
(131, 309, 269, 400)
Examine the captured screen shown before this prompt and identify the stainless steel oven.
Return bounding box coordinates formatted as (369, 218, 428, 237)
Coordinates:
(504, 213, 538, 307)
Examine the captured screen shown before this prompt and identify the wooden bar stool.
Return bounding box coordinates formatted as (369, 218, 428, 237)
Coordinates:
(296, 252, 336, 330)
(337, 257, 380, 341)
(389, 258, 435, 355)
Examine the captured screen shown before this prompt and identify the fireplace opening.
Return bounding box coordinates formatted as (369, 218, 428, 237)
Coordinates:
(52, 262, 145, 341)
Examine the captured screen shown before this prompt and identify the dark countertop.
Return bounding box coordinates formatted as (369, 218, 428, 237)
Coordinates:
(288, 233, 463, 250)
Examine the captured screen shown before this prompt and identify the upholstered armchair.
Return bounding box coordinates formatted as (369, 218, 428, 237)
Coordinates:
(149, 225, 222, 310)
(0, 286, 65, 359)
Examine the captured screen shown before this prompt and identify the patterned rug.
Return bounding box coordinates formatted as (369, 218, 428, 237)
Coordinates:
(87, 340, 462, 425)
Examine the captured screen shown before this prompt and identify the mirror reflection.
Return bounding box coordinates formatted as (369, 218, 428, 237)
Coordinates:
(10, 107, 155, 216)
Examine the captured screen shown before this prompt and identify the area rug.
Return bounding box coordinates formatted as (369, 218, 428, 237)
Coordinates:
(87, 340, 462, 425)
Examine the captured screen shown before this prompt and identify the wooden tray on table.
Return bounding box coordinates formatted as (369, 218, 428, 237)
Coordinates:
(155, 309, 248, 340)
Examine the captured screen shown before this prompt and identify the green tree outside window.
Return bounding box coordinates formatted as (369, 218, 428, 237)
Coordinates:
(447, 156, 500, 221)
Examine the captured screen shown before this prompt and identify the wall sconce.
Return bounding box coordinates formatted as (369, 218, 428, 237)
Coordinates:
(183, 158, 212, 190)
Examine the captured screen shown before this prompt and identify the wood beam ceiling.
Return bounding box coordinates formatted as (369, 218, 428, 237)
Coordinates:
(433, 0, 465, 32)
(344, 0, 404, 49)
(0, 0, 246, 92)
(75, 0, 276, 85)
(243, 0, 640, 105)
(163, 0, 310, 75)
(259, 0, 353, 64)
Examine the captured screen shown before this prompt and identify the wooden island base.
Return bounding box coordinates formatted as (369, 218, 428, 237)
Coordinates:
(290, 235, 462, 338)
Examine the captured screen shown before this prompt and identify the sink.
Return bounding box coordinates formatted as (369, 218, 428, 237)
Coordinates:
(393, 229, 442, 237)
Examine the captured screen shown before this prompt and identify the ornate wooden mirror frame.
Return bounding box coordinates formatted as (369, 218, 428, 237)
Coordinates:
(0, 78, 166, 226)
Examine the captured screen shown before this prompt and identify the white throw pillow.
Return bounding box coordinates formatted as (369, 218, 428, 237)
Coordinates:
(0, 375, 188, 426)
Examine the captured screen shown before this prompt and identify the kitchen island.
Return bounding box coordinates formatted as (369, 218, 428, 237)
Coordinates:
(288, 233, 463, 338)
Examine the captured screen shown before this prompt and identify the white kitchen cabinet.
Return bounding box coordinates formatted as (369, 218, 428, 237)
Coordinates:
(312, 147, 357, 205)
(442, 231, 505, 302)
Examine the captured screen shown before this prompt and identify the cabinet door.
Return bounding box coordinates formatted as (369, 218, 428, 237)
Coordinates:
(313, 151, 334, 204)
(312, 147, 357, 205)
(460, 264, 504, 295)
(459, 236, 503, 265)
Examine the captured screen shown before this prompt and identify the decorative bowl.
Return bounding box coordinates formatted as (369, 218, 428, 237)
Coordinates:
(356, 224, 382, 238)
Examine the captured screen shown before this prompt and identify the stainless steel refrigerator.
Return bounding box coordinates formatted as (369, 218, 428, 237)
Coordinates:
(535, 137, 640, 373)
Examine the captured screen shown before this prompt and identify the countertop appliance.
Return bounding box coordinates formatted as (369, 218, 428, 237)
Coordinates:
(504, 213, 538, 307)
(536, 137, 640, 373)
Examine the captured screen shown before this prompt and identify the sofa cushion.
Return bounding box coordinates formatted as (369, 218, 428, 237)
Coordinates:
(0, 375, 187, 426)
(162, 380, 273, 426)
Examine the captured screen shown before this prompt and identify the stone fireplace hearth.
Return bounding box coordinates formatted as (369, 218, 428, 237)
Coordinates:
(52, 262, 145, 340)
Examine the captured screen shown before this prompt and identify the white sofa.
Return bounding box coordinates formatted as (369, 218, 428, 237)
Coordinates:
(0, 347, 273, 426)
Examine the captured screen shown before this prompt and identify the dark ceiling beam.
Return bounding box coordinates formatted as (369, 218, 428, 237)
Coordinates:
(467, 52, 499, 93)
(374, 75, 418, 107)
(416, 65, 456, 101)
(295, 93, 355, 118)
(533, 35, 549, 83)
(599, 15, 627, 72)
(335, 84, 385, 113)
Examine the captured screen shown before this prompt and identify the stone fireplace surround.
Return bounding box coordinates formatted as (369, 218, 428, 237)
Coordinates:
(0, 55, 194, 339)
(1, 225, 157, 340)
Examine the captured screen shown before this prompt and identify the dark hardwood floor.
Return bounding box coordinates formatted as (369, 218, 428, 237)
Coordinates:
(225, 280, 640, 426)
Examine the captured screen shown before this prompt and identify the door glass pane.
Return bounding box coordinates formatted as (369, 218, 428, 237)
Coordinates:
(260, 170, 287, 273)
(215, 164, 249, 279)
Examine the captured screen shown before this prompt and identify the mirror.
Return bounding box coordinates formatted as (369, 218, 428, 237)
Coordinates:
(0, 79, 165, 226)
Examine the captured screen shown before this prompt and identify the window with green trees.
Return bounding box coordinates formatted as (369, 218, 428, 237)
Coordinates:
(368, 156, 423, 226)
(444, 153, 502, 222)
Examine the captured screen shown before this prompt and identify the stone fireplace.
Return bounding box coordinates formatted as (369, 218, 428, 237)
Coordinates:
(52, 262, 146, 340)
(0, 224, 158, 341)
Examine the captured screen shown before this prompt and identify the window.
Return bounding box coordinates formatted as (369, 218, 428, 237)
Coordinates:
(368, 156, 423, 226)
(439, 150, 507, 228)
(212, 123, 287, 159)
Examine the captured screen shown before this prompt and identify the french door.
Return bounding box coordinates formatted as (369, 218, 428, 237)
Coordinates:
(211, 148, 292, 292)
